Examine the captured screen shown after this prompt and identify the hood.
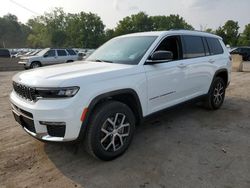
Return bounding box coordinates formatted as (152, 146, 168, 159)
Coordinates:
(13, 61, 136, 87)
(20, 55, 40, 60)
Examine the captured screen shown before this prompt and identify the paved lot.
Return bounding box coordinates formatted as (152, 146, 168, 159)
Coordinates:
(0, 71, 250, 188)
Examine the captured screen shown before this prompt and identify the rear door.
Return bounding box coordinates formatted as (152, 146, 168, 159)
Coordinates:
(66, 49, 78, 61)
(180, 35, 215, 99)
(241, 48, 250, 61)
(56, 49, 68, 64)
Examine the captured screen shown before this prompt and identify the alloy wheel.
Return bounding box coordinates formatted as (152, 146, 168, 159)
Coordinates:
(213, 82, 224, 105)
(100, 113, 130, 152)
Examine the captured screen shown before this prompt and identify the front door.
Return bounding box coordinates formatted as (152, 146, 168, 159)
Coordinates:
(144, 35, 187, 114)
(42, 49, 58, 65)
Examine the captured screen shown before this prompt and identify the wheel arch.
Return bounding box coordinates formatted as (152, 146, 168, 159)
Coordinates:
(212, 68, 229, 88)
(77, 89, 143, 140)
(30, 61, 42, 67)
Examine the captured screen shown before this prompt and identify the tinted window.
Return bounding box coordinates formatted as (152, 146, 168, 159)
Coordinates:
(182, 36, 205, 58)
(155, 36, 181, 60)
(206, 38, 223, 55)
(57, 50, 67, 56)
(66, 49, 76, 55)
(0, 49, 10, 57)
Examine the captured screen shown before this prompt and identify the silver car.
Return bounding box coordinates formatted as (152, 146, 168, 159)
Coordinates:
(18, 48, 78, 69)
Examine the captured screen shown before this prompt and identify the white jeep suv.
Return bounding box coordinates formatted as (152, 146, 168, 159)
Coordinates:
(18, 48, 78, 69)
(10, 30, 231, 160)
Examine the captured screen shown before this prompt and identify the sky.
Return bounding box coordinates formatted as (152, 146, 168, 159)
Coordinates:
(0, 0, 250, 32)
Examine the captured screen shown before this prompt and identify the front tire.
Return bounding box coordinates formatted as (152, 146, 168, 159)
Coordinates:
(30, 62, 41, 69)
(85, 101, 135, 161)
(204, 77, 226, 110)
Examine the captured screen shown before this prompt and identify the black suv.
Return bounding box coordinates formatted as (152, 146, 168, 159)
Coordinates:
(230, 47, 250, 61)
(0, 49, 10, 58)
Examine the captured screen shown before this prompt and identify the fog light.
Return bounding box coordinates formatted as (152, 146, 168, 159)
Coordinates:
(39, 121, 66, 126)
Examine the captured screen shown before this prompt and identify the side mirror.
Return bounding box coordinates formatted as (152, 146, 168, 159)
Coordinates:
(146, 51, 173, 63)
(43, 54, 48, 58)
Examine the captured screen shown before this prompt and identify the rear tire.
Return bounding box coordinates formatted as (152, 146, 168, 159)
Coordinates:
(204, 77, 226, 110)
(84, 101, 135, 161)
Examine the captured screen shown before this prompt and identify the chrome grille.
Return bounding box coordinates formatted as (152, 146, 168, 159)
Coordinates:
(13, 82, 36, 101)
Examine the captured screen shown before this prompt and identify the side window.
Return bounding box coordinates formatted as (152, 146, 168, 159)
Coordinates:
(66, 49, 77, 55)
(206, 38, 224, 55)
(44, 50, 56, 57)
(57, 50, 67, 56)
(182, 35, 205, 58)
(155, 36, 181, 60)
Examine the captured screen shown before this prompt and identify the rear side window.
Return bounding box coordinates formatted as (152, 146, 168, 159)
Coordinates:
(66, 49, 76, 55)
(206, 38, 224, 55)
(182, 36, 205, 58)
(57, 50, 67, 56)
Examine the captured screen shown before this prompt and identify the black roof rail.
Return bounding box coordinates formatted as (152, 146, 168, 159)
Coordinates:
(169, 29, 214, 34)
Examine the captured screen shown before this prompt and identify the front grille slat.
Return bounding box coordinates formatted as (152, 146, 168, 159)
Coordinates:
(28, 88, 33, 100)
(13, 82, 36, 101)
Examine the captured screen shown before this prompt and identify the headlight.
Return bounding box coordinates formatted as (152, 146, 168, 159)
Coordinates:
(36, 86, 79, 99)
(20, 59, 29, 63)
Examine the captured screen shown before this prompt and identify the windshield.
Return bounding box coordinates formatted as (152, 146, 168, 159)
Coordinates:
(87, 36, 157, 65)
(36, 48, 50, 56)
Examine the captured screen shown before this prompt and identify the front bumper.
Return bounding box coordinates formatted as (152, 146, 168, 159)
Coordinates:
(10, 91, 85, 142)
(18, 61, 30, 68)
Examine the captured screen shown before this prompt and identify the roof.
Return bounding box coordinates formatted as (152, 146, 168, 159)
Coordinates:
(119, 30, 222, 39)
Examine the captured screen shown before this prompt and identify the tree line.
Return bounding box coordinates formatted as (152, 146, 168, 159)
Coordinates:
(0, 8, 249, 49)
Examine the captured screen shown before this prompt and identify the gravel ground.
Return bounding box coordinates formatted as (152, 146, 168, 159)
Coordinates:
(0, 71, 250, 188)
(0, 58, 23, 71)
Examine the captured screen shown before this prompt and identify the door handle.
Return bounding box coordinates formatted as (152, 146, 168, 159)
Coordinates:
(208, 59, 215, 64)
(177, 63, 187, 68)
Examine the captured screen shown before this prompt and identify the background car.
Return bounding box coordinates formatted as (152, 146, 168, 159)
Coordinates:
(0, 48, 10, 58)
(18, 48, 79, 69)
(230, 47, 250, 61)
